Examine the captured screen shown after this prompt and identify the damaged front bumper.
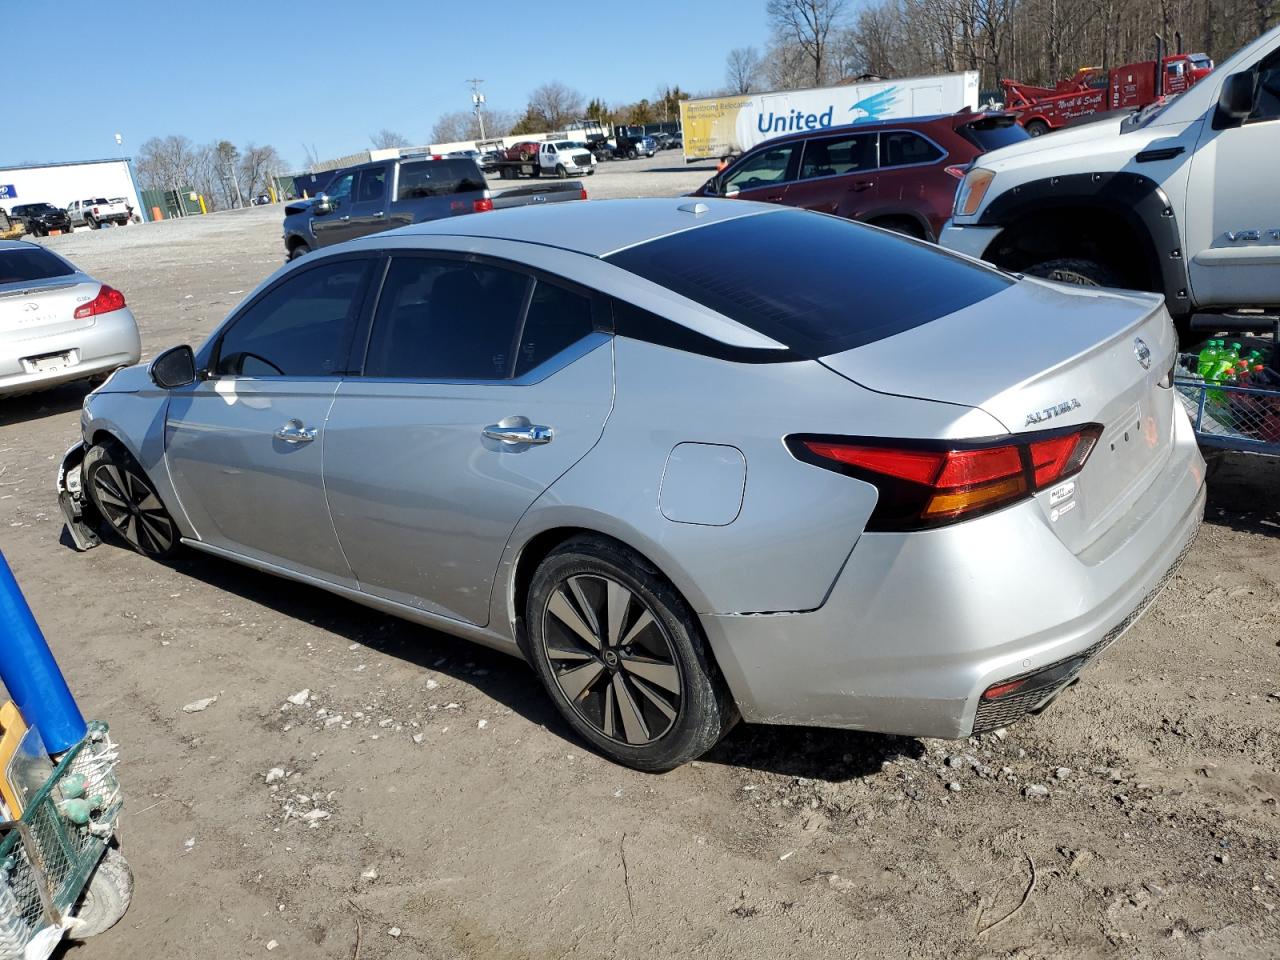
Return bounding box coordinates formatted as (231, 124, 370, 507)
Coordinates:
(56, 442, 101, 551)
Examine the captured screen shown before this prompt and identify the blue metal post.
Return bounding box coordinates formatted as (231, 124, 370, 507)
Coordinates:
(0, 549, 86, 754)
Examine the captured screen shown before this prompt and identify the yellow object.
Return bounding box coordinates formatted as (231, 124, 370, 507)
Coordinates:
(269, 185, 278, 203)
(198, 194, 207, 215)
(0, 701, 29, 817)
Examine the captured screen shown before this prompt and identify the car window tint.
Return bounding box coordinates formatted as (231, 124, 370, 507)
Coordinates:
(397, 160, 486, 200)
(364, 257, 530, 379)
(515, 280, 595, 377)
(958, 116, 1031, 152)
(724, 143, 797, 190)
(0, 248, 75, 284)
(799, 134, 877, 179)
(1252, 49, 1280, 122)
(605, 209, 1012, 357)
(215, 259, 370, 377)
(881, 132, 944, 167)
(356, 168, 387, 203)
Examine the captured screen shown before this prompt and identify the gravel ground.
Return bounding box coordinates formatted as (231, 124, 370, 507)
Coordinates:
(1, 165, 1278, 959)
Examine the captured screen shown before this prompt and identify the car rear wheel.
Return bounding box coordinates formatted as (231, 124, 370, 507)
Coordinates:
(288, 242, 311, 261)
(83, 443, 179, 560)
(555, 164, 567, 179)
(525, 536, 736, 772)
(1024, 257, 1121, 288)
(87, 217, 98, 230)
(627, 148, 638, 160)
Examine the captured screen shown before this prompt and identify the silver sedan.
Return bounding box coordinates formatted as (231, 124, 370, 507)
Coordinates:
(1, 240, 141, 397)
(56, 199, 1205, 771)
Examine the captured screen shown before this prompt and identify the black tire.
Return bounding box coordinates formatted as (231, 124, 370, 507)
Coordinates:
(872, 217, 927, 241)
(288, 242, 310, 261)
(1025, 119, 1050, 137)
(500, 166, 514, 179)
(70, 848, 133, 939)
(627, 148, 638, 160)
(82, 442, 179, 559)
(1024, 257, 1122, 288)
(587, 168, 595, 175)
(87, 216, 98, 230)
(555, 164, 567, 179)
(524, 535, 737, 772)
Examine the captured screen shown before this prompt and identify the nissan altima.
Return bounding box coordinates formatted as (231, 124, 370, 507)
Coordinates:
(2, 240, 140, 397)
(56, 199, 1205, 771)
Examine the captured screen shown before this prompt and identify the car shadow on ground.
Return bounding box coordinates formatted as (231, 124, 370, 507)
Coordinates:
(0, 381, 94, 426)
(93, 539, 921, 781)
(1204, 451, 1280, 537)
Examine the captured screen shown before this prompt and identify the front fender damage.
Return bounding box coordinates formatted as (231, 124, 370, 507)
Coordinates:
(57, 441, 101, 551)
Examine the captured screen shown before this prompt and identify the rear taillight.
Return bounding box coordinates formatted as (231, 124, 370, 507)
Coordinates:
(788, 425, 1102, 530)
(73, 285, 127, 320)
(944, 164, 968, 180)
(92, 206, 100, 215)
(472, 198, 493, 212)
(580, 187, 589, 200)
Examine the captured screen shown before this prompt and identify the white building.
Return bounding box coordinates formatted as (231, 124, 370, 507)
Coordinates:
(0, 158, 147, 222)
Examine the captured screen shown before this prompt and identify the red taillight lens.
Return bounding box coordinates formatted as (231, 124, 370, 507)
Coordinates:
(944, 164, 968, 180)
(580, 187, 589, 200)
(789, 424, 1102, 530)
(73, 285, 126, 320)
(472, 198, 493, 212)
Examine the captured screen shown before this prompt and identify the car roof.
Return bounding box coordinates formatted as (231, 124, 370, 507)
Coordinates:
(369, 197, 782, 258)
(749, 109, 1008, 150)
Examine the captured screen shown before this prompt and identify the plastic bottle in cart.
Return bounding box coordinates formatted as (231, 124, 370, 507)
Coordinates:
(1197, 340, 1221, 377)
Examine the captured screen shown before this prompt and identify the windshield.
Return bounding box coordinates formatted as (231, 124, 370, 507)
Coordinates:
(1189, 54, 1213, 69)
(554, 142, 576, 150)
(1122, 92, 1186, 131)
(0, 247, 75, 285)
(17, 203, 58, 214)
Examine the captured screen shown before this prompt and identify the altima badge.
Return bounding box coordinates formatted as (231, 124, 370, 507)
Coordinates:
(1024, 398, 1082, 427)
(1134, 337, 1152, 370)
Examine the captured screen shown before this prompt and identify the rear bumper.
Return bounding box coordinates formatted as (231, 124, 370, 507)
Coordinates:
(700, 406, 1206, 738)
(0, 309, 141, 396)
(938, 221, 1002, 262)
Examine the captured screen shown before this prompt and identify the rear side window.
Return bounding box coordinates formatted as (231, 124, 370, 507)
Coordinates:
(605, 210, 1012, 357)
(881, 132, 944, 167)
(958, 116, 1031, 153)
(215, 259, 371, 377)
(0, 248, 75, 284)
(799, 133, 877, 179)
(364, 257, 529, 379)
(397, 160, 486, 200)
(515, 280, 595, 377)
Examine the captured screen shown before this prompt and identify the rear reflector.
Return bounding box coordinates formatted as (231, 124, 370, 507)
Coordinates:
(73, 285, 126, 320)
(982, 678, 1027, 701)
(472, 198, 494, 212)
(787, 423, 1102, 530)
(580, 187, 589, 201)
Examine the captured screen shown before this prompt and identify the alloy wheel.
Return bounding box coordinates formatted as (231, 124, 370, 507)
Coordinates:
(91, 463, 176, 555)
(541, 574, 683, 745)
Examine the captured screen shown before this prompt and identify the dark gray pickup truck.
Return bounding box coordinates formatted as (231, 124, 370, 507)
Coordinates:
(283, 155, 584, 260)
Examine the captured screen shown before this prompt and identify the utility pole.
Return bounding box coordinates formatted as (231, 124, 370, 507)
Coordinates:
(467, 78, 487, 141)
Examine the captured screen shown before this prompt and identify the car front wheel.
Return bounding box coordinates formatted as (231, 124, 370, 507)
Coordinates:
(83, 443, 179, 559)
(525, 536, 736, 772)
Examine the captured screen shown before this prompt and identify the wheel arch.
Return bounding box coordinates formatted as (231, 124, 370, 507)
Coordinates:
(864, 209, 934, 241)
(977, 172, 1191, 317)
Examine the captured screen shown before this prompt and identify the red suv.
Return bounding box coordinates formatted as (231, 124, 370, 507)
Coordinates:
(692, 110, 1028, 242)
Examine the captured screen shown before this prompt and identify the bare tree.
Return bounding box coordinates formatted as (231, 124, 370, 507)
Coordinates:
(526, 81, 584, 129)
(238, 144, 284, 198)
(369, 129, 411, 149)
(767, 0, 850, 85)
(135, 135, 198, 191)
(726, 46, 762, 94)
(431, 108, 516, 144)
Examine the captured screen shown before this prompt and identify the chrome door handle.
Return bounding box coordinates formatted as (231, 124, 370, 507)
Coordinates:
(483, 420, 553, 445)
(338, 215, 350, 221)
(274, 419, 317, 444)
(372, 211, 384, 218)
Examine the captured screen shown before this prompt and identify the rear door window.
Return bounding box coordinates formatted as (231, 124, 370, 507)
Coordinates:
(880, 132, 945, 167)
(605, 209, 1012, 357)
(397, 160, 486, 200)
(363, 256, 530, 380)
(798, 133, 877, 179)
(0, 248, 75, 284)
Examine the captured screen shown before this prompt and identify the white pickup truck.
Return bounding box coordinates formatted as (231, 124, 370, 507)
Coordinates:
(941, 26, 1280, 338)
(494, 141, 596, 179)
(66, 197, 131, 230)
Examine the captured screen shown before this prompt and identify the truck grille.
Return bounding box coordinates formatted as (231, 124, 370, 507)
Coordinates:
(971, 527, 1198, 733)
(573, 152, 592, 166)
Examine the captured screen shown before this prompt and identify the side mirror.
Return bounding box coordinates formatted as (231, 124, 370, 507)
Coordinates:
(313, 195, 333, 215)
(1217, 71, 1256, 125)
(149, 344, 196, 389)
(724, 185, 741, 199)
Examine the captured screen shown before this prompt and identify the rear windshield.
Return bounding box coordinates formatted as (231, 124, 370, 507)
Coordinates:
(0, 247, 75, 285)
(397, 160, 486, 200)
(604, 210, 1012, 357)
(958, 115, 1031, 153)
(91, 198, 109, 204)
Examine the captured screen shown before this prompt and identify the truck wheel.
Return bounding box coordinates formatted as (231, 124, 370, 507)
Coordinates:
(1024, 258, 1121, 288)
(1025, 119, 1050, 137)
(87, 217, 98, 230)
(500, 167, 513, 179)
(530, 165, 541, 178)
(555, 164, 567, 179)
(627, 148, 638, 160)
(289, 242, 311, 261)
(69, 849, 133, 939)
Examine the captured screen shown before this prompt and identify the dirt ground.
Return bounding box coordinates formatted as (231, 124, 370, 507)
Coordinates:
(2, 155, 1278, 959)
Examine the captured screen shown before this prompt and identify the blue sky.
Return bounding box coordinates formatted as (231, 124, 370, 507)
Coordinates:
(3, 0, 768, 171)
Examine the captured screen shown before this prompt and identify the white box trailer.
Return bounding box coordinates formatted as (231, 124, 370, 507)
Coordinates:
(679, 71, 981, 162)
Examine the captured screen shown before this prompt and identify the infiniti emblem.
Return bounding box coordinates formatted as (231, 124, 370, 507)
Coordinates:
(25, 302, 39, 311)
(1134, 337, 1151, 370)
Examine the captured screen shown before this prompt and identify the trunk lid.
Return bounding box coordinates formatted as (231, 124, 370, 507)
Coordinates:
(0, 277, 102, 343)
(819, 280, 1178, 554)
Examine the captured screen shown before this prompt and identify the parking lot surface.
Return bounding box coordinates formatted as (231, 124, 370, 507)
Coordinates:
(2, 159, 1278, 958)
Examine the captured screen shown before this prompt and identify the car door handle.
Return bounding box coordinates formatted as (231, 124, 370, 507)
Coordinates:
(274, 419, 317, 444)
(338, 215, 350, 222)
(850, 180, 874, 192)
(483, 422, 554, 445)
(372, 211, 384, 218)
